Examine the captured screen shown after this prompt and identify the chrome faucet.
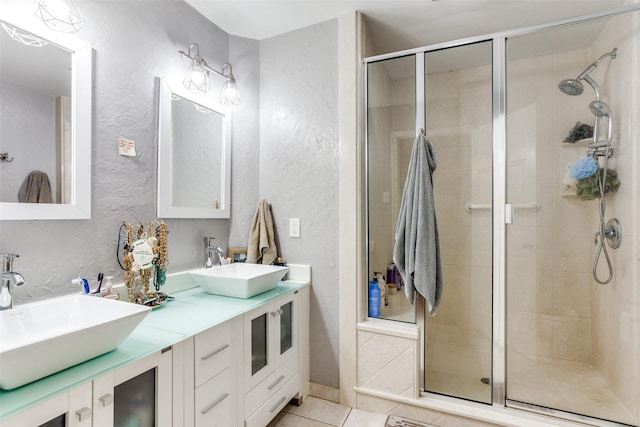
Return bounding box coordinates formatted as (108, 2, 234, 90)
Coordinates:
(204, 237, 224, 268)
(1, 253, 25, 310)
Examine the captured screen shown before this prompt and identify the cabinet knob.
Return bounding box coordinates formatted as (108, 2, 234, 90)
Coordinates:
(99, 393, 114, 407)
(75, 406, 91, 422)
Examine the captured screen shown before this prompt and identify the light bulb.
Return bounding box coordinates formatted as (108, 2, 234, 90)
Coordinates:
(219, 77, 241, 107)
(191, 70, 205, 85)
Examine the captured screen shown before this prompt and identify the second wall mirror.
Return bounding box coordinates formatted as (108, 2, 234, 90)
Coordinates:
(157, 78, 231, 218)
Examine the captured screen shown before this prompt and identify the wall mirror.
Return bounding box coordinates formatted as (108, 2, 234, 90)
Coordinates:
(0, 7, 92, 220)
(157, 78, 231, 219)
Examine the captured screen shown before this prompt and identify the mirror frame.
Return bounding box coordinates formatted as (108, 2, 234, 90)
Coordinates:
(157, 78, 231, 219)
(0, 6, 92, 220)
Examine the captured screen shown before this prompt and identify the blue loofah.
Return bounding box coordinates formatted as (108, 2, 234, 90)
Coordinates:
(569, 156, 599, 179)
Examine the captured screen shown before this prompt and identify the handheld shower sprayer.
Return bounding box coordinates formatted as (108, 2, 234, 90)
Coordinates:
(558, 48, 617, 99)
(589, 100, 613, 144)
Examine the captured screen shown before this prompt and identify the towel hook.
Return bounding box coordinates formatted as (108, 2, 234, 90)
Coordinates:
(417, 128, 425, 137)
(0, 152, 14, 163)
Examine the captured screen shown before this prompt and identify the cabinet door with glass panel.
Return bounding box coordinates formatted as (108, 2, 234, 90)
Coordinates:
(243, 292, 298, 392)
(92, 349, 172, 427)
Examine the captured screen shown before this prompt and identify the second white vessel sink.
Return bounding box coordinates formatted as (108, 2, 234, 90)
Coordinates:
(0, 294, 150, 390)
(189, 263, 289, 298)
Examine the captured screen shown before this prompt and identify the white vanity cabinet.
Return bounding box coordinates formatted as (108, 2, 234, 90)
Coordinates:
(243, 290, 304, 427)
(174, 317, 243, 427)
(2, 382, 93, 427)
(0, 280, 310, 427)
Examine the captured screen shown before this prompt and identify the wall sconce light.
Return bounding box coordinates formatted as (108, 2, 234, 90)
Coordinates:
(35, 0, 85, 33)
(179, 43, 241, 107)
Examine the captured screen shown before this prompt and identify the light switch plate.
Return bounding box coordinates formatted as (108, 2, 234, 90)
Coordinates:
(289, 218, 301, 238)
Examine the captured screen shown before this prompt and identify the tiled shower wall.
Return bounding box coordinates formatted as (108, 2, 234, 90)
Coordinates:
(591, 10, 639, 414)
(506, 49, 597, 365)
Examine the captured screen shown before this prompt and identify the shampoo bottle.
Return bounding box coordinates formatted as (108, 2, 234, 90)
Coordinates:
(368, 280, 381, 318)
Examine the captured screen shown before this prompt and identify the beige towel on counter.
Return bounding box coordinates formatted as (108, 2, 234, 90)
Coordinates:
(18, 170, 53, 203)
(247, 199, 278, 265)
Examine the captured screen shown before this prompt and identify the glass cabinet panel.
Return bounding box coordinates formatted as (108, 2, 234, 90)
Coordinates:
(279, 301, 293, 355)
(39, 414, 65, 427)
(251, 314, 268, 375)
(114, 368, 156, 427)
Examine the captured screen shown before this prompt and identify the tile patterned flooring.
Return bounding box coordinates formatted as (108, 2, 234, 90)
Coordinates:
(268, 396, 501, 427)
(267, 396, 390, 427)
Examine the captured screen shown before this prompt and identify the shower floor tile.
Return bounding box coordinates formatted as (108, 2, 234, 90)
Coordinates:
(507, 353, 637, 425)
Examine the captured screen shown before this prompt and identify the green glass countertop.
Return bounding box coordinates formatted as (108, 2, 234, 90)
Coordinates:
(0, 281, 307, 420)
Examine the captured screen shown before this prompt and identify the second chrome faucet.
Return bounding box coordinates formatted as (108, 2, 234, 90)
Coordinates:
(204, 237, 224, 268)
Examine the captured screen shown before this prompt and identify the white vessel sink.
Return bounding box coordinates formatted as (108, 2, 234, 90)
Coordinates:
(0, 294, 150, 390)
(190, 263, 289, 298)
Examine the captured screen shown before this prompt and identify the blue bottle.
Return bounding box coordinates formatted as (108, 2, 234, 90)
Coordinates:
(368, 280, 381, 318)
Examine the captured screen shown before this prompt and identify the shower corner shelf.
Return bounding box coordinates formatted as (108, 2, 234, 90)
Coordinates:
(561, 138, 591, 148)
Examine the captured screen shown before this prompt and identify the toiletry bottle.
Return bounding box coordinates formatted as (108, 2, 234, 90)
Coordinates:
(387, 263, 397, 297)
(368, 280, 381, 318)
(102, 276, 118, 299)
(72, 277, 90, 294)
(374, 272, 388, 306)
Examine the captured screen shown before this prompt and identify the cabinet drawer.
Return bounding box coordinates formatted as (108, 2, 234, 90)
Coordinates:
(195, 367, 231, 427)
(245, 373, 300, 427)
(245, 355, 298, 418)
(195, 321, 231, 387)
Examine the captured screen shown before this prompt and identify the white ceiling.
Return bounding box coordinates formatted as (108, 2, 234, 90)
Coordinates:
(184, 0, 627, 54)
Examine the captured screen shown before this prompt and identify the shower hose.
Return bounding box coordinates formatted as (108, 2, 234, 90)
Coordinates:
(593, 148, 613, 285)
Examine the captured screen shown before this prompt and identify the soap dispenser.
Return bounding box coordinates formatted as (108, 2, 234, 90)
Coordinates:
(102, 276, 118, 299)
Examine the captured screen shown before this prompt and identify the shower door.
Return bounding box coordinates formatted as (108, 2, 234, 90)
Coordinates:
(504, 12, 639, 426)
(422, 41, 494, 404)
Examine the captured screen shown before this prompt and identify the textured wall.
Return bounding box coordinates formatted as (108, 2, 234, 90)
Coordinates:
(0, 1, 237, 302)
(228, 35, 261, 248)
(259, 20, 340, 387)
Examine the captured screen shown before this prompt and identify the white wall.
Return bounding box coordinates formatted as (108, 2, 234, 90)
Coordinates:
(258, 20, 340, 387)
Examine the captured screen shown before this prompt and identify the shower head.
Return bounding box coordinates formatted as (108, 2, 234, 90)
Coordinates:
(558, 79, 584, 96)
(589, 100, 611, 118)
(558, 48, 617, 99)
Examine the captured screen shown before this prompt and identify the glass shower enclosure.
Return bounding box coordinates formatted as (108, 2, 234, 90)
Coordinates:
(365, 6, 639, 426)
